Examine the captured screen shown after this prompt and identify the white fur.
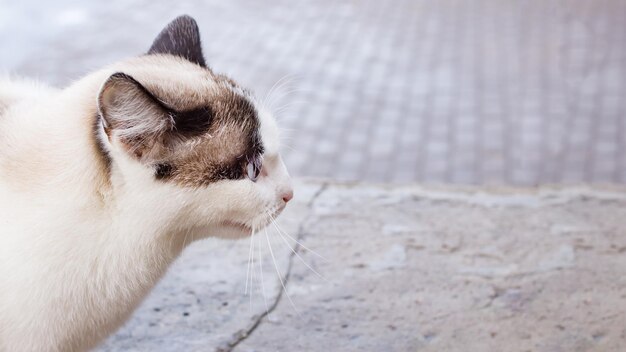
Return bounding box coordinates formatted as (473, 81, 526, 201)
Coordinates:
(0, 57, 292, 351)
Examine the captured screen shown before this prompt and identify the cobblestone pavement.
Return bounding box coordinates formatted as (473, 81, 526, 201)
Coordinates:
(1, 0, 625, 185)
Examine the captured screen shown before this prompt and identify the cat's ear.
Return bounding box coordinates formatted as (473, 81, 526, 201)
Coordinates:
(97, 73, 173, 159)
(147, 15, 207, 68)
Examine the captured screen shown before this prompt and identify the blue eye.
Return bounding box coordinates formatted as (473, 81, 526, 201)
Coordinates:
(246, 159, 261, 181)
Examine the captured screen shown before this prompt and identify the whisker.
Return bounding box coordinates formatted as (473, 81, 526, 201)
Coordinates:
(279, 138, 297, 147)
(267, 79, 303, 112)
(280, 144, 297, 152)
(249, 227, 256, 311)
(269, 89, 307, 109)
(263, 75, 296, 111)
(272, 97, 309, 109)
(264, 229, 301, 317)
(259, 229, 271, 317)
(272, 99, 309, 116)
(263, 79, 281, 108)
(264, 75, 293, 102)
(271, 219, 330, 283)
(267, 78, 297, 109)
(245, 227, 254, 294)
(267, 212, 328, 262)
(278, 127, 297, 133)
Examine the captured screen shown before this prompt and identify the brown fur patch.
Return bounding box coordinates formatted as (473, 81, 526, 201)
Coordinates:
(161, 88, 264, 186)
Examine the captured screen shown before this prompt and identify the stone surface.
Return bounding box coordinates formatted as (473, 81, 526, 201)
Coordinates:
(1, 0, 626, 184)
(99, 180, 626, 351)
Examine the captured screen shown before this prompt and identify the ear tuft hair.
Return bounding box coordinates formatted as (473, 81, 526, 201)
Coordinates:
(97, 72, 216, 161)
(97, 73, 172, 159)
(148, 15, 207, 67)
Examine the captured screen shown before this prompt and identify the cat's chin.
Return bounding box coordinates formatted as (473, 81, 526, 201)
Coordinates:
(214, 206, 286, 240)
(192, 221, 259, 240)
(189, 206, 285, 241)
(216, 220, 256, 239)
(185, 220, 270, 241)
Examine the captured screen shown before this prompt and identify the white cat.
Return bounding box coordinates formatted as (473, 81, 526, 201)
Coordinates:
(0, 15, 293, 352)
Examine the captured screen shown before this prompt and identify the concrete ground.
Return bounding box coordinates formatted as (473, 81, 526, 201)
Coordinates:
(1, 0, 626, 184)
(97, 180, 626, 351)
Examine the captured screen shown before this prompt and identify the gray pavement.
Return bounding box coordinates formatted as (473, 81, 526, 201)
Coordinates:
(99, 180, 626, 351)
(1, 0, 625, 185)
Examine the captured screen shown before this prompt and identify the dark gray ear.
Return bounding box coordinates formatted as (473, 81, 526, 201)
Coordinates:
(98, 73, 172, 159)
(148, 15, 207, 67)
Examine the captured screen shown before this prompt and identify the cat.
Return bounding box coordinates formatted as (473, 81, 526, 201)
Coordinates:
(0, 15, 293, 352)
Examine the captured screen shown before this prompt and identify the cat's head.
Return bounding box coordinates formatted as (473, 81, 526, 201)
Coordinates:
(96, 15, 292, 239)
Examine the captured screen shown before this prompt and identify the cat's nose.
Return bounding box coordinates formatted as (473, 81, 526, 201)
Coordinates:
(282, 188, 294, 203)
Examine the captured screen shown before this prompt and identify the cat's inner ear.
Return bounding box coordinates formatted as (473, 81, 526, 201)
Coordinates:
(147, 15, 207, 68)
(97, 73, 172, 159)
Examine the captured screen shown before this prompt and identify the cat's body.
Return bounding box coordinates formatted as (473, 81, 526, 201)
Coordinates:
(0, 16, 292, 351)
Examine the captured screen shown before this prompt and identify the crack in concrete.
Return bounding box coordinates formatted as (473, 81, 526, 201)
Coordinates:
(216, 182, 329, 352)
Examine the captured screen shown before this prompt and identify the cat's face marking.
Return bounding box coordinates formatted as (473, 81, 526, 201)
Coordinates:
(96, 16, 292, 238)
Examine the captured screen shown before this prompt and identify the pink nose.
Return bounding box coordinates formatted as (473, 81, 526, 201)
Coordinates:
(282, 189, 294, 203)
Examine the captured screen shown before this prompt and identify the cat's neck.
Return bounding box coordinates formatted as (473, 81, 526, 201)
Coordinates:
(37, 218, 187, 351)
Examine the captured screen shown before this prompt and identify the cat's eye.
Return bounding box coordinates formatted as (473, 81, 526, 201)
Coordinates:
(246, 159, 262, 182)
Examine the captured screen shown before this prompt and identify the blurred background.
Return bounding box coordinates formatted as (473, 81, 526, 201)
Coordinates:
(1, 0, 625, 185)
